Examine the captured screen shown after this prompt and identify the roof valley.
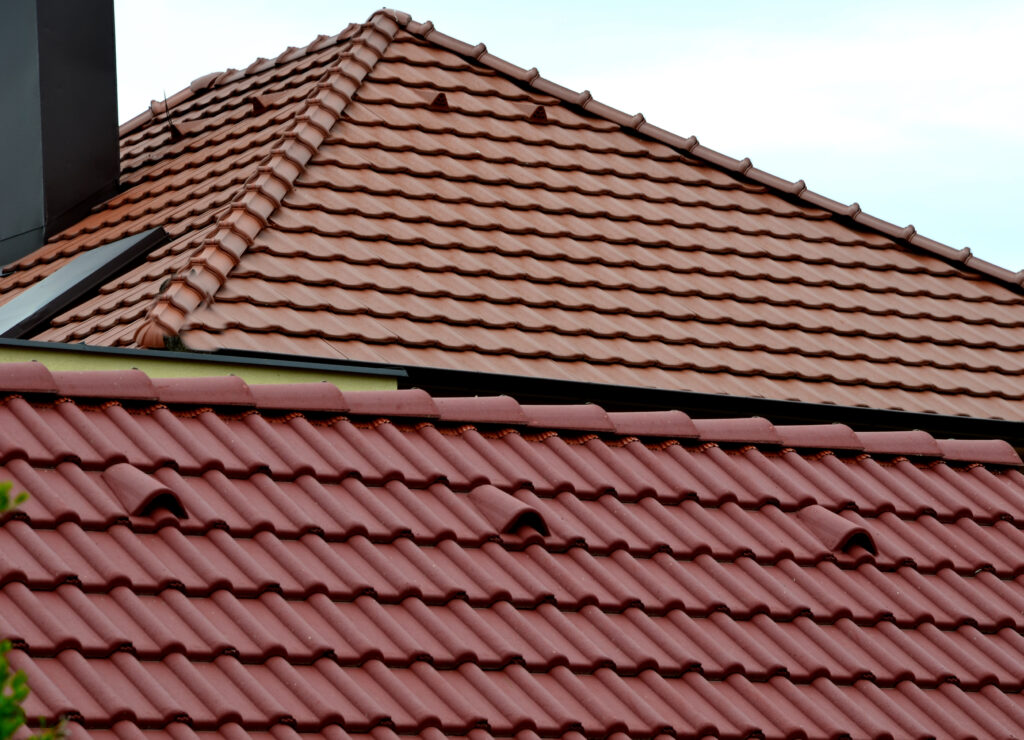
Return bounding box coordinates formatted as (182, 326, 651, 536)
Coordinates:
(131, 10, 406, 349)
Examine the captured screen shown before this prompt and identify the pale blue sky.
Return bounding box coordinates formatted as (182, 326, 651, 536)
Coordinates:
(114, 1, 1024, 272)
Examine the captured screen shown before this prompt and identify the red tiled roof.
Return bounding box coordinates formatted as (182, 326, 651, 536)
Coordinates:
(4, 364, 1024, 738)
(3, 10, 1024, 420)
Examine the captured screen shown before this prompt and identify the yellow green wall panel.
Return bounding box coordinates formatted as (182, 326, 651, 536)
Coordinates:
(0, 341, 400, 391)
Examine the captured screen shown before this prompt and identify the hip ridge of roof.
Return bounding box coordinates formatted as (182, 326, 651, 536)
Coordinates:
(131, 11, 405, 349)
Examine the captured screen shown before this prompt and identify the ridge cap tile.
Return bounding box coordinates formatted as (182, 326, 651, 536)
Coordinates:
(0, 362, 57, 395)
(691, 416, 781, 444)
(606, 409, 700, 439)
(343, 387, 439, 418)
(433, 395, 529, 424)
(856, 429, 943, 458)
(521, 403, 615, 432)
(935, 438, 1022, 466)
(152, 375, 256, 407)
(247, 382, 348, 412)
(775, 423, 864, 451)
(51, 369, 158, 401)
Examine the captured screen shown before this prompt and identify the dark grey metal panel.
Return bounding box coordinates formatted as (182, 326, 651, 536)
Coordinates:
(36, 0, 119, 236)
(0, 0, 119, 267)
(0, 0, 46, 264)
(0, 228, 164, 338)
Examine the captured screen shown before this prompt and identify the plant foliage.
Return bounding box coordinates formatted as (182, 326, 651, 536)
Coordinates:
(0, 484, 66, 740)
(0, 482, 27, 515)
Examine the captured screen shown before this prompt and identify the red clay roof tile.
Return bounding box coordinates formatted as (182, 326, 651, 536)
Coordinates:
(246, 381, 348, 412)
(433, 395, 529, 425)
(3, 368, 1024, 738)
(3, 10, 1024, 419)
(0, 361, 58, 395)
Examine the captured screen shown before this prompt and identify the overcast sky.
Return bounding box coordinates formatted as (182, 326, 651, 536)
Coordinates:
(114, 1, 1024, 272)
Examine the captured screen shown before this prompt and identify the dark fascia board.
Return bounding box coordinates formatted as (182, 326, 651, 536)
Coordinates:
(0, 228, 166, 337)
(0, 338, 405, 379)
(399, 364, 1024, 446)
(217, 348, 1024, 444)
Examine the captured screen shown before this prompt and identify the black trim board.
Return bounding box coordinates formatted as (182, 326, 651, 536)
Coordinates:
(400, 364, 1024, 446)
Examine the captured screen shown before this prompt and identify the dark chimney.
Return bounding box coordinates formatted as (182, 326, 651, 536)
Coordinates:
(0, 0, 119, 267)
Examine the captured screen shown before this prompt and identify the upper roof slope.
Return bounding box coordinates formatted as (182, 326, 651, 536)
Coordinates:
(3, 9, 1024, 420)
(4, 364, 1024, 739)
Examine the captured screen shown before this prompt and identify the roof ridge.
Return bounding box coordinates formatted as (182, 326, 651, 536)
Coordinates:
(2, 362, 1020, 464)
(396, 14, 1024, 292)
(131, 11, 404, 349)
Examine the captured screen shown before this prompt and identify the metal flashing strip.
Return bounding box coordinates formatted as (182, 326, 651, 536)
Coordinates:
(0, 228, 166, 338)
(0, 338, 404, 391)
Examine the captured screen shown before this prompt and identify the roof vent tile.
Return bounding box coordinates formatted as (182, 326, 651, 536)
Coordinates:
(101, 462, 187, 519)
(529, 105, 547, 121)
(249, 91, 291, 114)
(428, 92, 450, 111)
(467, 484, 548, 536)
(796, 504, 875, 555)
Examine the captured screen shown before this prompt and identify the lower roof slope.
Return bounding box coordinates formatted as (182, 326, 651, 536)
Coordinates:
(3, 364, 1024, 739)
(3, 11, 1024, 421)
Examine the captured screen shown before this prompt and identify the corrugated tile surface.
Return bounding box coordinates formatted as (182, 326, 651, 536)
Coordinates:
(1, 12, 1024, 419)
(3, 365, 1024, 739)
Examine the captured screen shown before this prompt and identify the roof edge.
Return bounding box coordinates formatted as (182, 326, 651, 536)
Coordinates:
(1, 361, 1018, 465)
(397, 13, 1024, 291)
(131, 11, 404, 349)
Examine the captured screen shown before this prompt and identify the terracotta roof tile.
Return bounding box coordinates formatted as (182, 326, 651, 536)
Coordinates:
(4, 368, 1024, 738)
(4, 8, 1024, 424)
